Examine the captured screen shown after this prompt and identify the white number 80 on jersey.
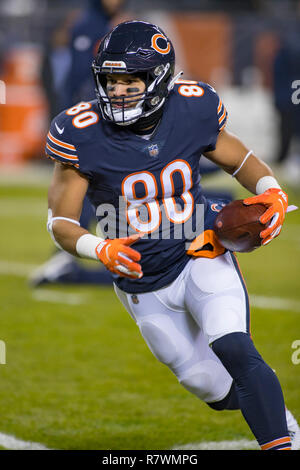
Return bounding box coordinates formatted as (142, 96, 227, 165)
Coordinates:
(122, 159, 194, 233)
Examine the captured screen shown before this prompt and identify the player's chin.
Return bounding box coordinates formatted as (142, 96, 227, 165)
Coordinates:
(111, 102, 133, 109)
(114, 99, 139, 108)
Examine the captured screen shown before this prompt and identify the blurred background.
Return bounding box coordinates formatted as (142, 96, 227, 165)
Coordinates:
(0, 0, 300, 181)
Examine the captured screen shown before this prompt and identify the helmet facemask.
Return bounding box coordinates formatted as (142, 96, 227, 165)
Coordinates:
(92, 62, 175, 126)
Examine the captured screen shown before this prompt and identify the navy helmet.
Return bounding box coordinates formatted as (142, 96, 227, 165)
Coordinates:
(92, 20, 180, 125)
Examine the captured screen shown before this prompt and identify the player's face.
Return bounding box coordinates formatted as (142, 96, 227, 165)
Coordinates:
(106, 74, 146, 109)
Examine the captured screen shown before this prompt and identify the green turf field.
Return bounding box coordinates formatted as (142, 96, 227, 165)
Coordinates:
(0, 170, 299, 450)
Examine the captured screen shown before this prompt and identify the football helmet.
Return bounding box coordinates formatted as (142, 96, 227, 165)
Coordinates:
(92, 20, 180, 125)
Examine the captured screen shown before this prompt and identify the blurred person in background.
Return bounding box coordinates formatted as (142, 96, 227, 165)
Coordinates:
(61, 0, 126, 108)
(41, 12, 78, 122)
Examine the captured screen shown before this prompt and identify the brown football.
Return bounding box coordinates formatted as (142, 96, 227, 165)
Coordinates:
(214, 199, 267, 253)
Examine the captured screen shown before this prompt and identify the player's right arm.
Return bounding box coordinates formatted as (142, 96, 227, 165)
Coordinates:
(48, 162, 90, 253)
(48, 162, 143, 279)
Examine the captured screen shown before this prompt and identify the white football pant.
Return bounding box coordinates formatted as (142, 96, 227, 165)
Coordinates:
(114, 252, 249, 404)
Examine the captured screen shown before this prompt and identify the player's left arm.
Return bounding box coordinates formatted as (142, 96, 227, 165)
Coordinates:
(203, 129, 289, 245)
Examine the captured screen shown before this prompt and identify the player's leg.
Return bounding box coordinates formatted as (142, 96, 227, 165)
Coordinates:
(185, 252, 291, 450)
(113, 269, 233, 405)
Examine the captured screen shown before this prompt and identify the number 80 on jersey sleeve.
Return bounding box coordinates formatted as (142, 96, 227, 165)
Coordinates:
(66, 102, 99, 128)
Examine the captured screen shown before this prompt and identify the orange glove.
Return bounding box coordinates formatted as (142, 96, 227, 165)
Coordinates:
(243, 188, 288, 245)
(95, 233, 143, 279)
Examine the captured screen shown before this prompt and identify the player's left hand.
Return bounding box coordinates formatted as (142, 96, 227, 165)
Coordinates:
(243, 188, 288, 245)
(95, 233, 144, 278)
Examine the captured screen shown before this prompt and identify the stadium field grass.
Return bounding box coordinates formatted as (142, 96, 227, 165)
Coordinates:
(0, 177, 299, 450)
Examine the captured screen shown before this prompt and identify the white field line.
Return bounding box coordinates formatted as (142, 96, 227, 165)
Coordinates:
(0, 260, 38, 276)
(0, 429, 258, 451)
(0, 431, 258, 451)
(172, 439, 259, 450)
(0, 432, 51, 450)
(1, 259, 300, 311)
(0, 261, 86, 305)
(32, 288, 86, 305)
(250, 295, 300, 312)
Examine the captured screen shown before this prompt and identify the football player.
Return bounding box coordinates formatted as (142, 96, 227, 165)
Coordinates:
(45, 21, 299, 450)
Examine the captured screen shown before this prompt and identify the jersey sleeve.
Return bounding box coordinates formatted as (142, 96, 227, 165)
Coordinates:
(216, 95, 228, 133)
(201, 83, 228, 152)
(45, 113, 79, 169)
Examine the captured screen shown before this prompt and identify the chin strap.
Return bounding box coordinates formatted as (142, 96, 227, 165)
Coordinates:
(127, 105, 164, 134)
(167, 70, 184, 91)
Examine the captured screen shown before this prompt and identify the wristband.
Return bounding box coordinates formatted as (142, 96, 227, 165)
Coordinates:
(76, 233, 104, 260)
(255, 176, 281, 195)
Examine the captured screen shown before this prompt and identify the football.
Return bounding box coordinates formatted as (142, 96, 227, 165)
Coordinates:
(214, 199, 267, 252)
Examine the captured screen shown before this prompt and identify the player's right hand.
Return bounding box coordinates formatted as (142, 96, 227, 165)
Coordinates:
(243, 188, 288, 245)
(95, 233, 143, 279)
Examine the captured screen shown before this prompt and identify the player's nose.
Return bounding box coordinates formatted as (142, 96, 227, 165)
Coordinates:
(113, 83, 128, 96)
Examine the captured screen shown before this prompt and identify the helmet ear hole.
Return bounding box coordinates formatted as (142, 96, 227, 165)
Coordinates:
(154, 65, 165, 76)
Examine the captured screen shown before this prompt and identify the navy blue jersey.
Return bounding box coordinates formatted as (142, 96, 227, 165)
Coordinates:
(45, 80, 228, 293)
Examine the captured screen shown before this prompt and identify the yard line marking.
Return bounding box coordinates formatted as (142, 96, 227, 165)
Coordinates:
(0, 432, 258, 451)
(0, 259, 299, 311)
(250, 295, 300, 312)
(0, 260, 38, 276)
(0, 260, 86, 304)
(32, 289, 86, 305)
(0, 198, 47, 217)
(0, 432, 51, 450)
(172, 439, 259, 450)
